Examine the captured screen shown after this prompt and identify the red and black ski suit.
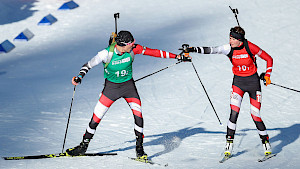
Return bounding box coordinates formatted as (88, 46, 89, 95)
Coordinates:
(192, 40, 273, 141)
(77, 44, 177, 141)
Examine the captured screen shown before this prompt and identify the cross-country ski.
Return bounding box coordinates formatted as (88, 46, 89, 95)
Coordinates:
(258, 153, 277, 162)
(129, 157, 168, 167)
(219, 155, 232, 163)
(3, 152, 117, 160)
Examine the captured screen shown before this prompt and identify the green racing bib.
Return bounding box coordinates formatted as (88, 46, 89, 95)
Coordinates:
(103, 46, 134, 83)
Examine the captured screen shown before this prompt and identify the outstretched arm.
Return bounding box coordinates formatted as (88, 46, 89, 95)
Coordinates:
(132, 44, 178, 59)
(187, 44, 231, 55)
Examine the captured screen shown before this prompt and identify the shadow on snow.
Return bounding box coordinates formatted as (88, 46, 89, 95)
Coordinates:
(100, 123, 299, 158)
(0, 0, 37, 25)
(102, 123, 225, 159)
(268, 123, 300, 154)
(240, 123, 300, 154)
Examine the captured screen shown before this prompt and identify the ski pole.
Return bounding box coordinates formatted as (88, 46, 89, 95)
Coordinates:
(191, 61, 222, 125)
(134, 61, 182, 82)
(259, 72, 300, 93)
(270, 82, 300, 93)
(134, 46, 189, 82)
(62, 85, 76, 153)
(229, 6, 240, 26)
(179, 44, 222, 125)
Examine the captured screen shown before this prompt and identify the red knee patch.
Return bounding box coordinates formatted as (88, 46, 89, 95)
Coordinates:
(250, 97, 261, 109)
(132, 110, 143, 118)
(92, 113, 101, 123)
(230, 104, 240, 113)
(251, 114, 262, 122)
(99, 94, 114, 107)
(125, 98, 141, 105)
(232, 85, 244, 97)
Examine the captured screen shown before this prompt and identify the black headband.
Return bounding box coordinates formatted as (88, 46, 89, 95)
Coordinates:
(230, 28, 244, 41)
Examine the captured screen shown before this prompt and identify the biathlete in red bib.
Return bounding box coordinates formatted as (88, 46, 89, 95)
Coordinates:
(66, 31, 189, 160)
(187, 26, 273, 156)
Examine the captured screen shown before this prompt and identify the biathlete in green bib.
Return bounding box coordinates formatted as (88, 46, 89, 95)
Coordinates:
(69, 30, 190, 160)
(103, 41, 135, 83)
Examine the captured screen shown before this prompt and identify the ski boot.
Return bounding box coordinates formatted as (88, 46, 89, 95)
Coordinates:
(136, 136, 147, 160)
(224, 136, 234, 156)
(66, 138, 90, 156)
(261, 135, 272, 155)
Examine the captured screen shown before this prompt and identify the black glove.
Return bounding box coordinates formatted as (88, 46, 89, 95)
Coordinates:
(72, 75, 82, 85)
(177, 54, 192, 62)
(259, 72, 266, 81)
(259, 72, 266, 85)
(74, 76, 82, 83)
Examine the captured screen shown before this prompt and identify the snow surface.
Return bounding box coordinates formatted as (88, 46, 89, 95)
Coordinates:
(1, 0, 299, 168)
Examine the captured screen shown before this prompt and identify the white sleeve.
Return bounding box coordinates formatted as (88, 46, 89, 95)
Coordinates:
(197, 44, 231, 55)
(87, 49, 109, 68)
(213, 44, 231, 55)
